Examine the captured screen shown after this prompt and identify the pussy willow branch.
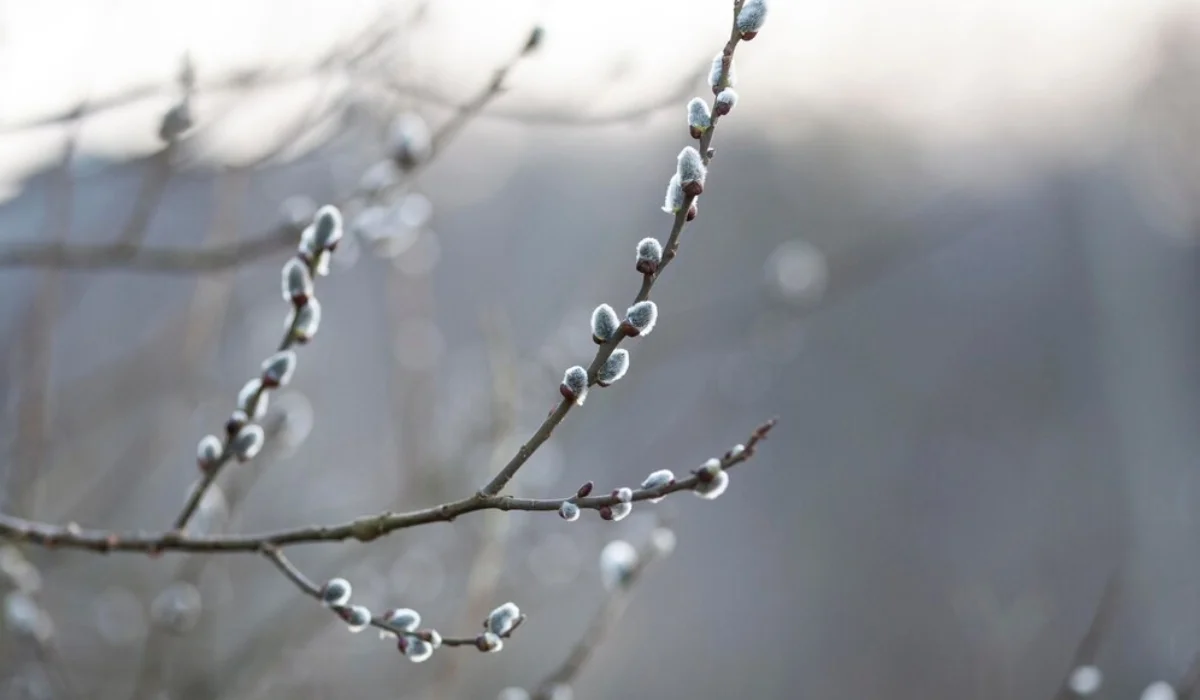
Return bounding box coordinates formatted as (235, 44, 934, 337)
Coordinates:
(0, 419, 774, 553)
(0, 29, 534, 275)
(477, 9, 745, 499)
(259, 545, 521, 649)
(532, 534, 666, 700)
(169, 251, 321, 531)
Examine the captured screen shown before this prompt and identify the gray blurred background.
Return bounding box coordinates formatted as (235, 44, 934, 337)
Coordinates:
(1, 0, 1199, 698)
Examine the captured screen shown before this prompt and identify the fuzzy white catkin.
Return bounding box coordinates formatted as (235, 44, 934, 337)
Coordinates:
(261, 350, 298, 387)
(650, 527, 677, 556)
(600, 540, 638, 591)
(321, 578, 352, 607)
(662, 172, 684, 213)
(694, 469, 729, 500)
(558, 501, 581, 521)
(231, 424, 265, 462)
(624, 301, 658, 337)
(236, 379, 269, 421)
(424, 629, 443, 649)
(311, 205, 343, 250)
(342, 604, 372, 633)
(715, 88, 739, 114)
(637, 238, 663, 267)
(608, 501, 632, 522)
(597, 350, 629, 386)
(614, 487, 633, 503)
(641, 469, 674, 503)
(477, 631, 504, 652)
(196, 435, 222, 467)
(403, 638, 434, 662)
(390, 113, 433, 169)
(485, 602, 521, 636)
(687, 97, 711, 131)
(677, 146, 705, 185)
(736, 0, 768, 35)
(709, 53, 737, 91)
(281, 258, 313, 303)
(1067, 666, 1103, 696)
(591, 304, 619, 343)
(381, 608, 421, 636)
(1140, 682, 1177, 700)
(561, 366, 589, 406)
(289, 298, 322, 341)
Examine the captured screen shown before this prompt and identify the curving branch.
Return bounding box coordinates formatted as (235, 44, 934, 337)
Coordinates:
(0, 419, 774, 553)
(0, 27, 537, 276)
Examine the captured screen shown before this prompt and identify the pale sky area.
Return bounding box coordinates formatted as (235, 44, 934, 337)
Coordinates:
(0, 0, 1190, 190)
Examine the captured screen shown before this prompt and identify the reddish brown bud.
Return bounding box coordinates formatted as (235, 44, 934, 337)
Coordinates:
(687, 201, 698, 221)
(689, 125, 703, 139)
(577, 481, 594, 498)
(742, 30, 758, 40)
(599, 506, 614, 520)
(682, 180, 703, 197)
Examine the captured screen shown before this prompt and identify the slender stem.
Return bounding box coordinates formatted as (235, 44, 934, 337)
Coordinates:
(0, 420, 774, 553)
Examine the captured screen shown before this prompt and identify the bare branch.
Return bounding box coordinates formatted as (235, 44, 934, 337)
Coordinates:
(259, 545, 521, 650)
(0, 419, 774, 553)
(477, 17, 747, 499)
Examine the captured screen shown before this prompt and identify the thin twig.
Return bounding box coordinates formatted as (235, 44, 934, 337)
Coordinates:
(477, 14, 746, 499)
(258, 545, 521, 649)
(0, 419, 775, 553)
(532, 532, 668, 699)
(0, 29, 532, 276)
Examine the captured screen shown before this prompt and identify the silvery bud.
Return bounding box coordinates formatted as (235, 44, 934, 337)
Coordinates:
(596, 349, 629, 387)
(261, 350, 298, 388)
(560, 366, 589, 406)
(231, 424, 265, 462)
(320, 578, 352, 607)
(708, 53, 737, 94)
(336, 604, 372, 633)
(736, 0, 768, 39)
(1068, 666, 1103, 697)
(621, 301, 658, 337)
(311, 205, 343, 250)
(687, 98, 712, 139)
(485, 602, 522, 636)
(640, 469, 674, 503)
(693, 469, 729, 500)
(599, 540, 638, 591)
(559, 501, 581, 521)
(236, 378, 269, 421)
(381, 608, 421, 636)
(390, 113, 433, 171)
(714, 88, 739, 117)
(662, 173, 685, 214)
(677, 146, 706, 196)
(636, 237, 663, 275)
(287, 298, 322, 343)
(591, 304, 619, 344)
(281, 257, 313, 306)
(600, 501, 632, 522)
(476, 631, 504, 652)
(400, 636, 434, 662)
(196, 435, 222, 472)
